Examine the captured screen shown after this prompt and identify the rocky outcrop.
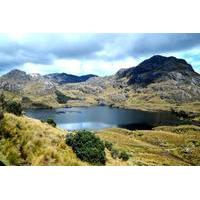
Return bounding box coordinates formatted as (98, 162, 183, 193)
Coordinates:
(116, 55, 200, 102)
(1, 55, 200, 107)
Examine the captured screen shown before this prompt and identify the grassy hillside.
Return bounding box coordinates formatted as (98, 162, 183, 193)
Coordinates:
(0, 113, 86, 166)
(97, 125, 200, 166)
(0, 113, 199, 166)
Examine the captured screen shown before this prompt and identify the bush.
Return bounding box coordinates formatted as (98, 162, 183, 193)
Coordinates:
(170, 108, 190, 119)
(0, 92, 6, 110)
(55, 90, 73, 104)
(0, 160, 6, 166)
(111, 149, 120, 159)
(46, 118, 56, 127)
(66, 130, 106, 165)
(5, 101, 22, 116)
(0, 111, 4, 121)
(105, 141, 113, 151)
(120, 151, 129, 161)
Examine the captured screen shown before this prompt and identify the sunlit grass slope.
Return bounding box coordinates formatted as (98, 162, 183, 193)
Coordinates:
(97, 126, 200, 166)
(0, 113, 86, 166)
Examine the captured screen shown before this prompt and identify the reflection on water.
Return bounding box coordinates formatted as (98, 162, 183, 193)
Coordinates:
(59, 122, 117, 131)
(25, 106, 180, 131)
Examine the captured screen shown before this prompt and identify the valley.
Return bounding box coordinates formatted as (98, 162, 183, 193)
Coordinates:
(0, 55, 200, 166)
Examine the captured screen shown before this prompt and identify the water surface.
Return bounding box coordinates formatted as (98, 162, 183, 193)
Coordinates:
(25, 106, 180, 131)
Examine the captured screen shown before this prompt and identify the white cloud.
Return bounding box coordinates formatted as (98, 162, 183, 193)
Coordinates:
(21, 57, 139, 76)
(1, 33, 200, 75)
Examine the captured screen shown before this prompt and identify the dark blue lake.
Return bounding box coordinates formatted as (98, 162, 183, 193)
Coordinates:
(25, 106, 180, 131)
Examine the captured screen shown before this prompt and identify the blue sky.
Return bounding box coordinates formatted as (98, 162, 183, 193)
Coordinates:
(0, 33, 200, 76)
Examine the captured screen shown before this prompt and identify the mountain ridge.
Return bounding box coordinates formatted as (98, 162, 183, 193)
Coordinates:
(116, 55, 200, 85)
(0, 55, 200, 110)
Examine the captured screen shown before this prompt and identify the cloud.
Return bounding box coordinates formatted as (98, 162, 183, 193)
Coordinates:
(21, 57, 138, 76)
(0, 33, 200, 75)
(128, 33, 200, 57)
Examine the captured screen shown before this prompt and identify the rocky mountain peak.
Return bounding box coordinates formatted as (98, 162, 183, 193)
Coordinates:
(2, 69, 30, 80)
(136, 55, 194, 73)
(116, 55, 198, 86)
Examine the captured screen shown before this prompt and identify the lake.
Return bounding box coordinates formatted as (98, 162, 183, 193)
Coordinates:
(25, 106, 181, 131)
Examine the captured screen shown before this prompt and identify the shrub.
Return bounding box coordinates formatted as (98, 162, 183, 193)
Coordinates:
(111, 149, 120, 159)
(55, 90, 73, 104)
(0, 111, 4, 121)
(66, 130, 106, 165)
(46, 118, 56, 127)
(120, 151, 130, 161)
(0, 92, 6, 110)
(0, 160, 6, 166)
(5, 101, 22, 116)
(171, 108, 190, 119)
(105, 141, 113, 151)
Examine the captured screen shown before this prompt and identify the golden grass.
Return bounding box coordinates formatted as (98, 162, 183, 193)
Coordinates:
(0, 113, 199, 166)
(0, 113, 86, 166)
(97, 126, 200, 166)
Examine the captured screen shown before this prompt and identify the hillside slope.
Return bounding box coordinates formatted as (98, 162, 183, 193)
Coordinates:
(97, 125, 200, 166)
(0, 113, 86, 166)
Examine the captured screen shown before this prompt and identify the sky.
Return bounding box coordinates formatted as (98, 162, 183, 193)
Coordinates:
(0, 33, 200, 76)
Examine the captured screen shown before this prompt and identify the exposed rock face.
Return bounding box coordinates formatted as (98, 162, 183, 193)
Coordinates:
(44, 73, 97, 85)
(0, 70, 31, 93)
(116, 55, 200, 102)
(0, 69, 99, 107)
(0, 55, 200, 107)
(0, 69, 56, 95)
(116, 55, 199, 85)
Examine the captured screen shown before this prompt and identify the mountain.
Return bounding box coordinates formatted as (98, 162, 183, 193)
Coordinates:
(0, 69, 31, 92)
(116, 55, 200, 102)
(116, 55, 200, 85)
(0, 69, 56, 94)
(44, 73, 97, 84)
(0, 55, 200, 110)
(0, 70, 97, 108)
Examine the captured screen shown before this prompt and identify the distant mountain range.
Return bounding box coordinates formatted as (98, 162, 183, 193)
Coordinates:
(44, 73, 97, 84)
(0, 55, 200, 110)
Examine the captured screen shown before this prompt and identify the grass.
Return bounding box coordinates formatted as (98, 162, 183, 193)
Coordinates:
(0, 113, 199, 166)
(3, 80, 200, 115)
(0, 113, 86, 166)
(97, 125, 200, 166)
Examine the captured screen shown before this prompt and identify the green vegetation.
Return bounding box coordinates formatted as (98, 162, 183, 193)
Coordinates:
(0, 92, 6, 110)
(0, 92, 22, 116)
(104, 141, 113, 151)
(5, 101, 22, 116)
(0, 111, 199, 166)
(0, 111, 4, 120)
(119, 151, 130, 161)
(0, 92, 199, 166)
(170, 108, 190, 119)
(111, 149, 120, 159)
(104, 140, 130, 161)
(66, 130, 106, 165)
(0, 161, 6, 166)
(55, 90, 72, 104)
(46, 118, 57, 127)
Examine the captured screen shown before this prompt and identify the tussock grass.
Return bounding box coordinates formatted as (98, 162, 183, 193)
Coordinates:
(0, 113, 86, 166)
(97, 125, 200, 166)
